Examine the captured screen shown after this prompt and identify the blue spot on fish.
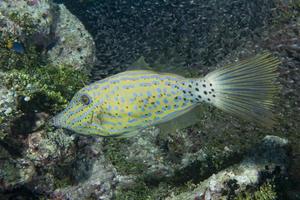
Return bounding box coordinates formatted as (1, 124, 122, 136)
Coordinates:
(128, 119, 137, 123)
(174, 96, 181, 102)
(129, 98, 135, 103)
(101, 85, 109, 90)
(110, 80, 120, 84)
(142, 113, 152, 118)
(149, 104, 156, 110)
(92, 85, 99, 89)
(140, 83, 152, 87)
(152, 81, 159, 85)
(122, 85, 134, 89)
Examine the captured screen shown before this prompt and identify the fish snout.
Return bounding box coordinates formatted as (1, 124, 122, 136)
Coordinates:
(47, 116, 56, 126)
(48, 113, 65, 128)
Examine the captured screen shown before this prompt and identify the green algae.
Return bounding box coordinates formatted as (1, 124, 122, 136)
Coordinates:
(0, 159, 35, 190)
(0, 11, 43, 71)
(2, 65, 88, 113)
(115, 181, 153, 200)
(53, 176, 73, 189)
(103, 139, 147, 175)
(115, 179, 199, 200)
(235, 181, 277, 200)
(0, 64, 88, 142)
(0, 42, 42, 71)
(6, 11, 38, 36)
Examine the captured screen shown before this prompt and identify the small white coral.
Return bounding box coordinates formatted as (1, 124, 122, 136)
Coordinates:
(4, 107, 13, 115)
(24, 96, 31, 102)
(0, 85, 17, 117)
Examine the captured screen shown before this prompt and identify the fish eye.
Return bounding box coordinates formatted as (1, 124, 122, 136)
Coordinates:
(80, 94, 91, 105)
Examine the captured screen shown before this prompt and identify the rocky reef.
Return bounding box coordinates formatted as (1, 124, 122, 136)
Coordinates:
(167, 135, 289, 200)
(0, 0, 94, 198)
(1, 0, 300, 200)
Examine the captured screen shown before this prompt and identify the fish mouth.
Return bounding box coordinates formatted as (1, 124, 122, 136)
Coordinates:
(48, 112, 66, 128)
(48, 116, 60, 127)
(48, 116, 55, 126)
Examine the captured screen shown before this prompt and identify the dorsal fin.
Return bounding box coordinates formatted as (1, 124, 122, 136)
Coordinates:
(127, 55, 192, 77)
(127, 56, 152, 70)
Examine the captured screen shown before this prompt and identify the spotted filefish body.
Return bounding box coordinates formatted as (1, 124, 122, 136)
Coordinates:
(51, 53, 280, 137)
(51, 70, 215, 137)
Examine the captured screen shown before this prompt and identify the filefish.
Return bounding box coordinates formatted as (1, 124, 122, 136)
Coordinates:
(50, 53, 280, 137)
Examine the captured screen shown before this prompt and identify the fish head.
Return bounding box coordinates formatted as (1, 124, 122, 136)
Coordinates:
(50, 86, 102, 135)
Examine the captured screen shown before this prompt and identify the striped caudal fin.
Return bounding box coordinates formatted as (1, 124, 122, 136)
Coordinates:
(204, 52, 281, 127)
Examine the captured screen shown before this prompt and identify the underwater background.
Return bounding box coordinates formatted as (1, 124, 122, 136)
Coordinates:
(0, 0, 299, 199)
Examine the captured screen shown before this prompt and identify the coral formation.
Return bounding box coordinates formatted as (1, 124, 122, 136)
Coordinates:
(52, 139, 118, 199)
(235, 181, 277, 200)
(0, 0, 96, 73)
(26, 129, 76, 166)
(0, 0, 95, 198)
(0, 0, 51, 70)
(0, 0, 52, 37)
(166, 135, 288, 200)
(0, 65, 88, 141)
(47, 4, 96, 74)
(0, 0, 92, 140)
(0, 157, 35, 191)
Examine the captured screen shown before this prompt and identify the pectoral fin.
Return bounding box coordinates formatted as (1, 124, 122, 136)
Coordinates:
(157, 106, 202, 134)
(91, 110, 103, 125)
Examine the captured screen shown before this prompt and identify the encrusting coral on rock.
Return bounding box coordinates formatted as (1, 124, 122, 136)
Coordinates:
(0, 0, 95, 198)
(167, 136, 289, 200)
(47, 4, 96, 74)
(0, 0, 94, 132)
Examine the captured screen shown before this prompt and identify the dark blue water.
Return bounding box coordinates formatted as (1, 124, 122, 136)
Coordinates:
(54, 0, 276, 75)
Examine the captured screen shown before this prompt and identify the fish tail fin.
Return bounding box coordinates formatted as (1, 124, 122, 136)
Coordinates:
(204, 52, 281, 128)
